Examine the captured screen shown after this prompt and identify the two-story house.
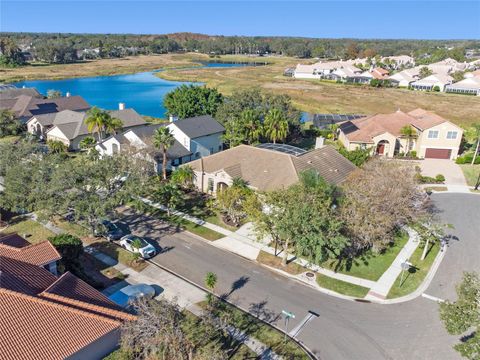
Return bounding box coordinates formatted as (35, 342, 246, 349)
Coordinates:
(96, 115, 225, 173)
(338, 109, 463, 160)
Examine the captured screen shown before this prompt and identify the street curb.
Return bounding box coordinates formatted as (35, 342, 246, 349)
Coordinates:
(142, 255, 319, 360)
(370, 245, 447, 305)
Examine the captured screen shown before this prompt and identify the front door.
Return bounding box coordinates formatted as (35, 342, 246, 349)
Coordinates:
(377, 143, 385, 155)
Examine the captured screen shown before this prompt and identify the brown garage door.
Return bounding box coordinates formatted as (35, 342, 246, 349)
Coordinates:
(425, 148, 451, 159)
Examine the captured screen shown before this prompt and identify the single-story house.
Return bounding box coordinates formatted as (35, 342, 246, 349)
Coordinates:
(0, 93, 90, 123)
(381, 55, 415, 69)
(293, 61, 362, 82)
(42, 107, 147, 150)
(0, 86, 42, 99)
(0, 233, 135, 360)
(96, 115, 225, 173)
(388, 68, 420, 87)
(445, 75, 480, 96)
(411, 74, 453, 92)
(338, 108, 463, 160)
(186, 143, 356, 194)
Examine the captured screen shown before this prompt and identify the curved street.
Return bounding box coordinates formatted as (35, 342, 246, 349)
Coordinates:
(121, 193, 479, 360)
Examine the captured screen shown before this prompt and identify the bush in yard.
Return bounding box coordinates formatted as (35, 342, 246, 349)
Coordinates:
(48, 233, 83, 266)
(435, 174, 445, 183)
(433, 86, 441, 92)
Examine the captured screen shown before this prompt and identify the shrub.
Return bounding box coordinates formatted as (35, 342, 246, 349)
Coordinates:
(410, 150, 417, 158)
(48, 233, 83, 266)
(456, 154, 480, 164)
(435, 174, 445, 183)
(433, 86, 440, 92)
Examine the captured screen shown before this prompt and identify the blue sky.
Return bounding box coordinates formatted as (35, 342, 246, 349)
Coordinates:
(1, 1, 479, 39)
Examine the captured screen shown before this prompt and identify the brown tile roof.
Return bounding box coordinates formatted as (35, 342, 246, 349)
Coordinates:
(0, 233, 30, 248)
(0, 288, 122, 360)
(0, 239, 61, 266)
(340, 109, 450, 143)
(0, 256, 58, 296)
(40, 272, 131, 320)
(187, 144, 355, 191)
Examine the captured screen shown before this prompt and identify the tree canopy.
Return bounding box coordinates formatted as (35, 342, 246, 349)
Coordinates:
(164, 85, 223, 119)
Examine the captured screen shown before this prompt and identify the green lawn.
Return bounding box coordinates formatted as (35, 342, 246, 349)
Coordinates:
(147, 208, 225, 241)
(89, 241, 148, 272)
(459, 164, 480, 187)
(199, 301, 310, 359)
(316, 273, 370, 298)
(51, 217, 91, 239)
(387, 241, 441, 299)
(321, 230, 409, 281)
(1, 217, 54, 244)
(256, 250, 305, 275)
(203, 212, 238, 232)
(0, 135, 21, 144)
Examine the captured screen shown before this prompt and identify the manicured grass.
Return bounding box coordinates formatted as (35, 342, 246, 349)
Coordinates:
(147, 207, 225, 241)
(1, 217, 54, 244)
(321, 230, 409, 281)
(89, 240, 148, 272)
(51, 216, 91, 239)
(387, 241, 441, 299)
(316, 273, 370, 298)
(199, 301, 310, 359)
(203, 212, 239, 232)
(459, 164, 480, 187)
(256, 250, 305, 275)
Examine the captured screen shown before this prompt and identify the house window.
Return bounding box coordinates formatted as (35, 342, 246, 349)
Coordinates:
(446, 131, 457, 140)
(173, 158, 179, 166)
(218, 145, 223, 151)
(195, 152, 201, 158)
(207, 178, 214, 192)
(210, 147, 214, 154)
(427, 130, 439, 139)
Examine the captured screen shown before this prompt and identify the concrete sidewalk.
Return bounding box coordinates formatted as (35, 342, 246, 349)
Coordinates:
(365, 227, 420, 300)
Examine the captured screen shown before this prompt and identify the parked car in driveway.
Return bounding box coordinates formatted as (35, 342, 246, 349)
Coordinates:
(94, 220, 125, 241)
(119, 234, 157, 259)
(108, 283, 156, 308)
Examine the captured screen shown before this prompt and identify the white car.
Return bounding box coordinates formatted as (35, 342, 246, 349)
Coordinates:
(119, 235, 157, 259)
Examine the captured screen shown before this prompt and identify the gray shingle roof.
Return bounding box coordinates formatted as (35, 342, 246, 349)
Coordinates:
(172, 115, 224, 139)
(0, 87, 42, 100)
(47, 109, 147, 140)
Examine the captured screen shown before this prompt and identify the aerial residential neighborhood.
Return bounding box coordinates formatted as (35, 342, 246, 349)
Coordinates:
(0, 1, 479, 360)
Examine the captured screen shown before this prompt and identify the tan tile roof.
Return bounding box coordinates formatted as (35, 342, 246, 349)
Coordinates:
(188, 144, 355, 191)
(340, 109, 450, 143)
(0, 288, 122, 360)
(408, 109, 450, 130)
(0, 239, 61, 266)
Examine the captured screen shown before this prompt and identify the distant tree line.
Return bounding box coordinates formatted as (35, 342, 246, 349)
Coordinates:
(1, 32, 479, 65)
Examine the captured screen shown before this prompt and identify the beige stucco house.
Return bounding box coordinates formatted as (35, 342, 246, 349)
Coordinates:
(338, 109, 463, 160)
(186, 143, 356, 194)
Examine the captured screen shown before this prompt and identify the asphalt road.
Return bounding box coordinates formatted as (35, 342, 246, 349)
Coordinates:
(118, 193, 478, 360)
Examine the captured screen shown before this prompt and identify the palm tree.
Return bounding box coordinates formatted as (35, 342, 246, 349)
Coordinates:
(241, 109, 263, 144)
(104, 117, 123, 136)
(263, 108, 289, 144)
(204, 272, 217, 292)
(153, 127, 175, 180)
(328, 123, 339, 141)
(79, 136, 96, 150)
(171, 166, 195, 189)
(466, 123, 480, 165)
(400, 125, 417, 157)
(85, 107, 109, 140)
(47, 140, 67, 153)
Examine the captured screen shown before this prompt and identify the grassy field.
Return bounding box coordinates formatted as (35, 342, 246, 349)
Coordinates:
(321, 231, 409, 281)
(387, 241, 441, 299)
(157, 54, 480, 127)
(459, 164, 480, 187)
(316, 273, 370, 298)
(0, 53, 206, 83)
(1, 217, 54, 243)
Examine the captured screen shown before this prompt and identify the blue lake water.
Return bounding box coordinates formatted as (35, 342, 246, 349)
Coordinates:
(13, 62, 251, 118)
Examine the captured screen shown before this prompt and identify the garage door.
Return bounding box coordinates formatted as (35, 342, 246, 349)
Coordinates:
(425, 148, 451, 159)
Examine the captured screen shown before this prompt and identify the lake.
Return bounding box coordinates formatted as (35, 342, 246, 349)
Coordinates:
(13, 62, 251, 118)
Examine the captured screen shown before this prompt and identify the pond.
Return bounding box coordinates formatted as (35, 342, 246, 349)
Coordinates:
(12, 62, 252, 118)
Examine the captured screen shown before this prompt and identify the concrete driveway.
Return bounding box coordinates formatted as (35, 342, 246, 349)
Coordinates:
(419, 159, 467, 188)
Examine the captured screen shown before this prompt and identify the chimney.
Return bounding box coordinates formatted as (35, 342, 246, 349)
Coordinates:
(66, 92, 71, 98)
(169, 114, 178, 122)
(315, 136, 325, 149)
(118, 102, 125, 110)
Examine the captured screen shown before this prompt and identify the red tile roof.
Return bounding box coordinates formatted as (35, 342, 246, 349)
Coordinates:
(0, 288, 122, 360)
(0, 239, 61, 266)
